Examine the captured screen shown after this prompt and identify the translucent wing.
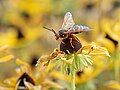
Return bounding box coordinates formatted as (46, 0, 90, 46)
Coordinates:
(61, 12, 75, 30)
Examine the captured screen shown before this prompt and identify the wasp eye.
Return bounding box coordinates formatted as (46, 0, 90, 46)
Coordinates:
(59, 29, 68, 38)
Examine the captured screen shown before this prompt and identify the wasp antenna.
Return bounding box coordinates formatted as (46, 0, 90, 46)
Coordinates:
(43, 26, 52, 31)
(43, 26, 59, 40)
(43, 26, 56, 34)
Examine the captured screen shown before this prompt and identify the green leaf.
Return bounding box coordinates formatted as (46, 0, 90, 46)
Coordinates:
(74, 54, 83, 70)
(78, 54, 88, 67)
(62, 62, 67, 74)
(74, 54, 79, 70)
(82, 55, 93, 65)
(70, 64, 75, 78)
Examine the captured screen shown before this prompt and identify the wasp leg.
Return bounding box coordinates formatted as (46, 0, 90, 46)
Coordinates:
(59, 38, 65, 44)
(66, 50, 70, 54)
(79, 45, 94, 54)
(74, 36, 80, 43)
(77, 48, 83, 53)
(70, 38, 74, 48)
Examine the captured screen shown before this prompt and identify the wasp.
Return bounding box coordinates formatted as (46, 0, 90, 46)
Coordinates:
(44, 12, 91, 54)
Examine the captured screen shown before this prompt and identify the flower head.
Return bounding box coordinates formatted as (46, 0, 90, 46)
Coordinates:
(17, 72, 35, 90)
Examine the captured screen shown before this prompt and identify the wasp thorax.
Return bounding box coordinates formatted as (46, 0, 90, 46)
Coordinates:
(58, 29, 68, 38)
(60, 35, 82, 54)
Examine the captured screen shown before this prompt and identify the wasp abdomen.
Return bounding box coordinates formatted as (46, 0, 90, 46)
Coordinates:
(60, 35, 82, 54)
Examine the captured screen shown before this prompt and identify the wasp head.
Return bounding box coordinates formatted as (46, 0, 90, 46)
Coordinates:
(58, 29, 68, 38)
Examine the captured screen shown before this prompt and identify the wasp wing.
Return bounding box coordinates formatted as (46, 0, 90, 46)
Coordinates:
(61, 12, 75, 30)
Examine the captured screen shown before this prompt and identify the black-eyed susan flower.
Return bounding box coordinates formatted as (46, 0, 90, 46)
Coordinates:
(0, 57, 65, 90)
(17, 72, 35, 90)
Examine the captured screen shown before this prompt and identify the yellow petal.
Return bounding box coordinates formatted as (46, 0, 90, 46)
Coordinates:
(0, 55, 14, 63)
(104, 81, 120, 90)
(24, 80, 42, 90)
(4, 77, 18, 87)
(16, 58, 29, 67)
(15, 59, 31, 74)
(43, 79, 64, 89)
(0, 86, 14, 90)
(97, 38, 115, 53)
(0, 45, 9, 52)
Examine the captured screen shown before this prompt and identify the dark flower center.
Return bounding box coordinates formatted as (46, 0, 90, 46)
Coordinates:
(30, 55, 39, 67)
(17, 73, 35, 90)
(105, 34, 118, 47)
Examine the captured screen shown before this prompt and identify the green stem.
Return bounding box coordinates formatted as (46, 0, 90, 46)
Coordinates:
(115, 60, 119, 82)
(72, 54, 76, 90)
(72, 68, 75, 90)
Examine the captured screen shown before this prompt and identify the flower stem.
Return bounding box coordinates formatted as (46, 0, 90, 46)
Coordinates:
(72, 67, 75, 90)
(72, 54, 75, 90)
